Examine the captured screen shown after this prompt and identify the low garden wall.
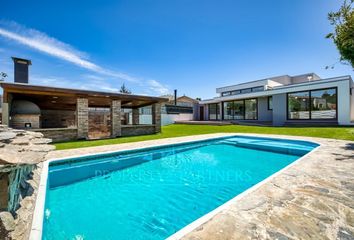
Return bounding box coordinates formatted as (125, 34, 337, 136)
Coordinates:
(32, 128, 78, 143)
(121, 125, 156, 136)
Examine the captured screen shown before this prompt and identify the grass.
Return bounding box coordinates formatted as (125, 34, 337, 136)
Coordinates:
(54, 124, 354, 150)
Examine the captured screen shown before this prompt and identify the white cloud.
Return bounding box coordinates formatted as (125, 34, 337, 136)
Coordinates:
(82, 74, 105, 81)
(0, 21, 170, 96)
(32, 75, 120, 93)
(147, 79, 170, 95)
(0, 21, 137, 82)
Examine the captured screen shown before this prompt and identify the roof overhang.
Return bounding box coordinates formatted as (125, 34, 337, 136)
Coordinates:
(0, 82, 168, 109)
(201, 75, 352, 104)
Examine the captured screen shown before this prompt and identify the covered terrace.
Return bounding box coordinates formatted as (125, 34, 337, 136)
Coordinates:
(1, 82, 167, 142)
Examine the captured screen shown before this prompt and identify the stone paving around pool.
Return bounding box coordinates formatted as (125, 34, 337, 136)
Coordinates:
(46, 133, 354, 240)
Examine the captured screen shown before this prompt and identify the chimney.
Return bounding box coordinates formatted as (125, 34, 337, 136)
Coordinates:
(12, 57, 31, 84)
(174, 89, 177, 106)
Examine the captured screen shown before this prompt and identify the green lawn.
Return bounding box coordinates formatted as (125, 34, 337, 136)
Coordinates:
(54, 124, 354, 150)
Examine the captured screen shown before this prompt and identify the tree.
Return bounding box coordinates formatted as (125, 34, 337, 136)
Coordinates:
(326, 0, 354, 69)
(119, 83, 132, 94)
(0, 72, 7, 81)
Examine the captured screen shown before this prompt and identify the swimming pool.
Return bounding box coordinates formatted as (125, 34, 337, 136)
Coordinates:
(40, 136, 318, 240)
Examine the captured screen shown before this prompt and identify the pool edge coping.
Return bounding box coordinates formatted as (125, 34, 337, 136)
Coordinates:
(166, 141, 321, 240)
(29, 134, 235, 239)
(29, 134, 322, 240)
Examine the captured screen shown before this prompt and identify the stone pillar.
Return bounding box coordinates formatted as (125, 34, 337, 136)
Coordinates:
(111, 100, 122, 137)
(152, 103, 161, 133)
(2, 103, 9, 126)
(132, 108, 139, 125)
(77, 98, 89, 139)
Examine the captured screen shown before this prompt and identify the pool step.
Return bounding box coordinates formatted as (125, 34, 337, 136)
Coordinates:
(219, 139, 314, 156)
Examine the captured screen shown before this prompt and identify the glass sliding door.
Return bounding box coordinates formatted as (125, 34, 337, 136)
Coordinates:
(223, 102, 233, 120)
(222, 99, 257, 120)
(287, 91, 310, 119)
(233, 100, 244, 119)
(311, 88, 337, 119)
(245, 99, 257, 120)
(208, 103, 220, 120)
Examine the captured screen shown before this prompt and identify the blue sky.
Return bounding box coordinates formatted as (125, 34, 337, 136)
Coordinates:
(0, 0, 352, 99)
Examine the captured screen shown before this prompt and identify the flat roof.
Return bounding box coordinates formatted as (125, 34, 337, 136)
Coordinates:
(1, 82, 168, 109)
(201, 75, 352, 104)
(215, 73, 320, 92)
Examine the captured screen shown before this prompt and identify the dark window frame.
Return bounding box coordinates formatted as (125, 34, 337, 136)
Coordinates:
(231, 90, 241, 95)
(244, 98, 258, 120)
(251, 86, 264, 92)
(267, 96, 273, 110)
(221, 98, 258, 120)
(221, 86, 264, 97)
(287, 91, 310, 120)
(208, 103, 220, 120)
(286, 87, 338, 121)
(240, 88, 252, 94)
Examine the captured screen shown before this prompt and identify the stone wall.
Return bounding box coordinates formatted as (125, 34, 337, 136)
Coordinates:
(132, 108, 139, 125)
(77, 98, 89, 139)
(10, 114, 40, 129)
(111, 100, 122, 137)
(121, 125, 156, 136)
(152, 103, 161, 133)
(32, 128, 78, 143)
(0, 125, 54, 239)
(41, 110, 76, 128)
(2, 103, 9, 126)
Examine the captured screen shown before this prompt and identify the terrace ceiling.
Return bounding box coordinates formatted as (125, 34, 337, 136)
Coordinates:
(1, 82, 168, 110)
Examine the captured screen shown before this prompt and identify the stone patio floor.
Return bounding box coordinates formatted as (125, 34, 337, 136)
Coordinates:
(46, 133, 354, 240)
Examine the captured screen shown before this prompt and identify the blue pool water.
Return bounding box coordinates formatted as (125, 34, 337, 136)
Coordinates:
(43, 136, 317, 240)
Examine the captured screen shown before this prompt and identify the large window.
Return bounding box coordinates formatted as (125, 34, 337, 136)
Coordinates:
(287, 88, 337, 120)
(231, 90, 241, 95)
(223, 102, 233, 120)
(222, 99, 257, 120)
(209, 103, 220, 120)
(221, 92, 231, 97)
(233, 100, 245, 119)
(221, 86, 264, 97)
(288, 91, 310, 119)
(252, 86, 264, 92)
(245, 99, 257, 120)
(311, 88, 337, 119)
(241, 88, 252, 94)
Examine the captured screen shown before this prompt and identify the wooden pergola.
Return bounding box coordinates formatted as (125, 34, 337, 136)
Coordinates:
(1, 82, 168, 141)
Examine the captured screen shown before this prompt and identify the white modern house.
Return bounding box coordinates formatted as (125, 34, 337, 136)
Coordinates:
(199, 73, 354, 126)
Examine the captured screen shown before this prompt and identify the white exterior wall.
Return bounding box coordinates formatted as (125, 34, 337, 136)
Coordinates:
(278, 79, 352, 125)
(350, 81, 354, 122)
(337, 80, 352, 125)
(272, 79, 352, 125)
(267, 80, 284, 88)
(291, 73, 321, 84)
(201, 76, 353, 125)
(216, 79, 268, 94)
(139, 113, 194, 126)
